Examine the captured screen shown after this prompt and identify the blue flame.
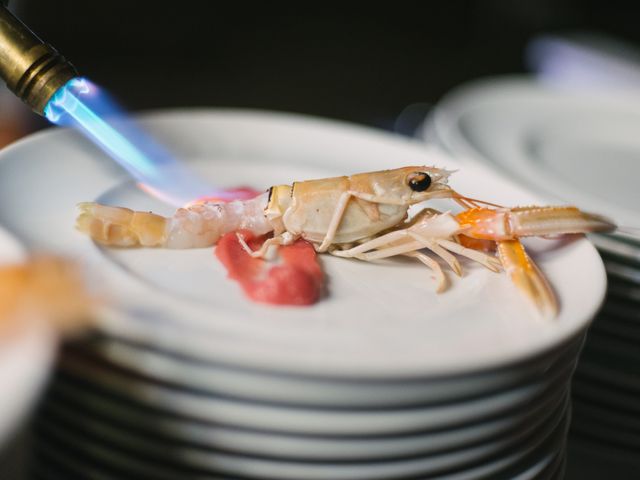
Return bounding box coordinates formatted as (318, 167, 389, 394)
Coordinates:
(44, 78, 215, 206)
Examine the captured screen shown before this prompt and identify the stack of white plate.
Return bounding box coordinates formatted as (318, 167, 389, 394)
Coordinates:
(0, 110, 606, 479)
(29, 333, 578, 480)
(570, 233, 640, 479)
(0, 228, 57, 480)
(424, 78, 640, 478)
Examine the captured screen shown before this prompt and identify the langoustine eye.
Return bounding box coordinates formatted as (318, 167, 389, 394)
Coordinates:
(407, 172, 432, 192)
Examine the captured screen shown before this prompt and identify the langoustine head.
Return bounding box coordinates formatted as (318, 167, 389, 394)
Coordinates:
(348, 166, 454, 204)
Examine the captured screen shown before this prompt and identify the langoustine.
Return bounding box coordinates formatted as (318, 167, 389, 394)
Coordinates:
(75, 166, 616, 318)
(76, 166, 454, 250)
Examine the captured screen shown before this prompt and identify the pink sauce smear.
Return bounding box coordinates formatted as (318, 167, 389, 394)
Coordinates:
(207, 188, 324, 306)
(215, 230, 324, 306)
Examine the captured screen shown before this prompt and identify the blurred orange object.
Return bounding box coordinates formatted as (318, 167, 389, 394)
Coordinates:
(0, 256, 94, 338)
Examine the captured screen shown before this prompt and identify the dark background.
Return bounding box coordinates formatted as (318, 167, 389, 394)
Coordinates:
(14, 1, 640, 130)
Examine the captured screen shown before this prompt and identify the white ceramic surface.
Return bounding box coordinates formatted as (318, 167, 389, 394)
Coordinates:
(36, 395, 569, 480)
(575, 359, 640, 394)
(32, 435, 567, 480)
(52, 354, 575, 436)
(44, 379, 569, 460)
(0, 110, 606, 377)
(67, 331, 583, 407)
(0, 227, 56, 448)
(425, 77, 640, 232)
(591, 234, 640, 260)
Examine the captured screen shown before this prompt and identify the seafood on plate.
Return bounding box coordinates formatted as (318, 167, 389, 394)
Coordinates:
(76, 166, 616, 318)
(76, 167, 454, 250)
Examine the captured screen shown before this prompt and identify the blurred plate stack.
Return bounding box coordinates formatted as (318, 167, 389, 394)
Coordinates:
(0, 111, 606, 479)
(424, 78, 640, 478)
(0, 228, 57, 480)
(30, 335, 576, 480)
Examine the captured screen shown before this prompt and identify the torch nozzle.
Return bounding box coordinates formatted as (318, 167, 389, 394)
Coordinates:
(0, 5, 77, 115)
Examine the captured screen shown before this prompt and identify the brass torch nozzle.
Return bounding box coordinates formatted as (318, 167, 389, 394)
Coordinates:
(0, 5, 77, 115)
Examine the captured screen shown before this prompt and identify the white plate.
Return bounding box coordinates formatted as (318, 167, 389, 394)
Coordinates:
(34, 402, 570, 480)
(605, 262, 640, 287)
(572, 399, 640, 432)
(35, 395, 569, 480)
(590, 313, 640, 342)
(0, 227, 57, 448)
(52, 353, 574, 436)
(592, 234, 640, 262)
(607, 279, 640, 304)
(575, 360, 640, 394)
(580, 332, 640, 362)
(66, 332, 583, 407)
(425, 77, 640, 231)
(0, 110, 605, 377)
(573, 377, 640, 410)
(567, 433, 640, 469)
(600, 301, 640, 323)
(32, 434, 566, 480)
(570, 419, 640, 450)
(43, 378, 569, 461)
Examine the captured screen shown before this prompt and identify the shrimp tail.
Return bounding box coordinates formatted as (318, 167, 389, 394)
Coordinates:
(76, 193, 273, 249)
(76, 202, 169, 247)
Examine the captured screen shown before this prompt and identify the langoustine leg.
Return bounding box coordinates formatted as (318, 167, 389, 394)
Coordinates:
(334, 206, 616, 320)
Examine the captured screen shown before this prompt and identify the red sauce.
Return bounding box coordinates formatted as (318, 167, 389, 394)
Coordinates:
(215, 230, 324, 306)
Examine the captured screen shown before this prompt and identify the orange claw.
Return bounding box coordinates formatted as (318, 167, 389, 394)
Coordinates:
(496, 240, 558, 321)
(455, 206, 616, 240)
(454, 205, 616, 321)
(457, 235, 496, 253)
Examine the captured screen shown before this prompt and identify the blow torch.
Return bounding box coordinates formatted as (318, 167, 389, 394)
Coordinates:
(0, 2, 77, 115)
(0, 2, 216, 205)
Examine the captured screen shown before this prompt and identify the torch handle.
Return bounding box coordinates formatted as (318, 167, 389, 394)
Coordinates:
(0, 4, 77, 114)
